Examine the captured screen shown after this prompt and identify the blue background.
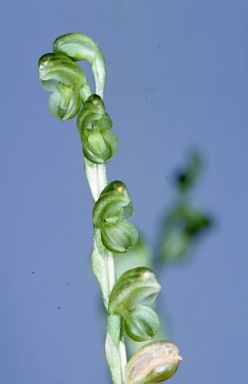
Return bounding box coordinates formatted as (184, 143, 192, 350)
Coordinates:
(1, 1, 247, 383)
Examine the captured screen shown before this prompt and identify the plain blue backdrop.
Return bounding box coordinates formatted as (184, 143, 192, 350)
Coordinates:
(1, 1, 248, 383)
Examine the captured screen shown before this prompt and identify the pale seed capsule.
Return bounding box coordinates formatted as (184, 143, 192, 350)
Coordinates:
(126, 340, 182, 384)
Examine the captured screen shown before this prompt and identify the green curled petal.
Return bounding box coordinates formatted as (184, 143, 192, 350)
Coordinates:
(126, 341, 182, 384)
(100, 220, 138, 254)
(48, 83, 82, 120)
(77, 94, 118, 163)
(39, 53, 87, 87)
(122, 306, 160, 342)
(54, 33, 96, 61)
(48, 90, 64, 119)
(38, 52, 91, 119)
(53, 33, 106, 98)
(82, 130, 118, 164)
(109, 267, 161, 313)
(87, 130, 107, 155)
(41, 79, 58, 91)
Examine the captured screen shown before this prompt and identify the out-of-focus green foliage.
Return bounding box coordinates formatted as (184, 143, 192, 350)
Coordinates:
(157, 152, 212, 264)
(117, 152, 212, 270)
(116, 151, 212, 356)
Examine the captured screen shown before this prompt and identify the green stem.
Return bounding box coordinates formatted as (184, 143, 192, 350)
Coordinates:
(84, 156, 127, 384)
(84, 157, 108, 202)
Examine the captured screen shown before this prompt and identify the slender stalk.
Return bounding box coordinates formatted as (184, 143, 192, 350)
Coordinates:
(84, 157, 127, 384)
(84, 157, 108, 202)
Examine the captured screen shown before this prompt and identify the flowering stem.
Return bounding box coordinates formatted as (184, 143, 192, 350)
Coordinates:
(84, 157, 127, 384)
(38, 32, 181, 384)
(84, 157, 108, 202)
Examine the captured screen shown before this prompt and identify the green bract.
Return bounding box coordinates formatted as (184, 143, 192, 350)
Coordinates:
(53, 32, 106, 98)
(38, 53, 91, 120)
(93, 181, 138, 253)
(77, 94, 118, 164)
(126, 341, 182, 384)
(109, 267, 161, 341)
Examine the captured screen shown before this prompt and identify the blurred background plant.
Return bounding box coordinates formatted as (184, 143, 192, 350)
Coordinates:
(114, 150, 212, 356)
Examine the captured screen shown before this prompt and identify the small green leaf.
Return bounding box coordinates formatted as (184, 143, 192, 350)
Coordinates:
(126, 341, 182, 384)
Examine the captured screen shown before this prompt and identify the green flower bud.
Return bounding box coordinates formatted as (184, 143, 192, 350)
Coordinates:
(126, 341, 182, 384)
(53, 32, 106, 98)
(109, 267, 161, 311)
(93, 181, 138, 253)
(109, 267, 161, 341)
(38, 53, 91, 119)
(77, 94, 118, 164)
